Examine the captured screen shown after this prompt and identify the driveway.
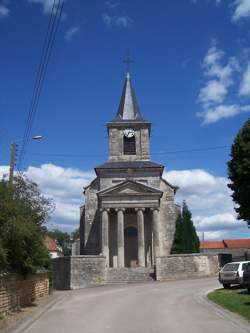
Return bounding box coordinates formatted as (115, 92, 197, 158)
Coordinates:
(25, 278, 250, 333)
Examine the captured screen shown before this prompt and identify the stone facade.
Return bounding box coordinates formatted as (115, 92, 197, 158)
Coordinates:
(0, 271, 49, 316)
(155, 254, 219, 281)
(80, 73, 179, 268)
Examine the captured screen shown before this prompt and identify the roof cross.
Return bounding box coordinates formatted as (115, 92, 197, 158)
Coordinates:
(123, 55, 134, 73)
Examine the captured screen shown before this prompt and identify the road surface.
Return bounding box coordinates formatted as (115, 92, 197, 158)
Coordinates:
(25, 278, 250, 333)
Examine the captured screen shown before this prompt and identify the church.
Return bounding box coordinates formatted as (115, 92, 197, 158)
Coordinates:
(79, 72, 179, 269)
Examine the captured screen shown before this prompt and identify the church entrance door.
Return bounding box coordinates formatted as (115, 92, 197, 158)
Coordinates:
(124, 227, 138, 267)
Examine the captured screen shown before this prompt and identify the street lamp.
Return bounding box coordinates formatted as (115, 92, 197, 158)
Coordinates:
(9, 135, 43, 184)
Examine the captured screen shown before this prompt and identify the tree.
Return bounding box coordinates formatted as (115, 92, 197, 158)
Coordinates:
(171, 201, 200, 254)
(171, 213, 184, 254)
(71, 227, 80, 241)
(228, 118, 250, 227)
(0, 174, 54, 275)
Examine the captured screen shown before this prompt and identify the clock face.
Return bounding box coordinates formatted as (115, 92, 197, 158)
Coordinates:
(124, 128, 135, 138)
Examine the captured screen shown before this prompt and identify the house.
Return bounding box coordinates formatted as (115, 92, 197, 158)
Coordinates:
(200, 238, 250, 261)
(45, 235, 63, 258)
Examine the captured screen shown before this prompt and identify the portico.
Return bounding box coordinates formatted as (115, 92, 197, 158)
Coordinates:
(98, 180, 162, 268)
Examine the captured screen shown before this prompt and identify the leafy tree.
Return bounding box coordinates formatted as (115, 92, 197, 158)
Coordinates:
(171, 201, 200, 254)
(228, 118, 250, 227)
(0, 174, 54, 275)
(47, 229, 72, 256)
(71, 227, 80, 241)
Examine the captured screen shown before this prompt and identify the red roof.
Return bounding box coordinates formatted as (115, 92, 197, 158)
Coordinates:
(45, 235, 57, 252)
(200, 241, 225, 249)
(224, 239, 250, 249)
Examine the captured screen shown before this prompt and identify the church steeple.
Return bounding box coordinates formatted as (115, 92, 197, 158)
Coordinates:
(112, 73, 145, 122)
(107, 73, 151, 162)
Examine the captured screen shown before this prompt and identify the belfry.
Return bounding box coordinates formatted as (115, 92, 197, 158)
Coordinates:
(80, 72, 179, 268)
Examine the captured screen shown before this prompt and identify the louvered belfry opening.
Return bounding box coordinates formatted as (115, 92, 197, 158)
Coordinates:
(123, 135, 136, 155)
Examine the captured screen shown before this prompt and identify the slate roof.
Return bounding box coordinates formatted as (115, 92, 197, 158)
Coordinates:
(95, 161, 164, 170)
(111, 73, 147, 123)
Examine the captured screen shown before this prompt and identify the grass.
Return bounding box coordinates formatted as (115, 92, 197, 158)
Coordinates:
(208, 286, 250, 322)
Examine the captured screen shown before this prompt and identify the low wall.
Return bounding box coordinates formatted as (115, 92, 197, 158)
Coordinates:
(155, 254, 219, 281)
(52, 255, 106, 290)
(0, 271, 49, 316)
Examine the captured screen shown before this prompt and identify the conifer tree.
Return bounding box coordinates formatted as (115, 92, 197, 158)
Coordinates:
(171, 212, 183, 254)
(171, 201, 200, 254)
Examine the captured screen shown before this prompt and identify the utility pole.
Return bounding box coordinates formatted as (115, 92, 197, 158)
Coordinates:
(9, 142, 17, 185)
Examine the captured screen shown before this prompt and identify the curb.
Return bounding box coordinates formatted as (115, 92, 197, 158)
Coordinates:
(196, 288, 250, 333)
(2, 291, 67, 333)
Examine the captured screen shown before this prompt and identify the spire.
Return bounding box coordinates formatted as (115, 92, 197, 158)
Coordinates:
(112, 72, 145, 122)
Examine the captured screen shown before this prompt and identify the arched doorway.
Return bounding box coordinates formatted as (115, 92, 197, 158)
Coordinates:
(124, 227, 138, 267)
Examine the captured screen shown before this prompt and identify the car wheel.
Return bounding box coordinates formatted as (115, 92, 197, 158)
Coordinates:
(223, 283, 231, 289)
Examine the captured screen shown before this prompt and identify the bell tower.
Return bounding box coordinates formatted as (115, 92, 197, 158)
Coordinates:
(107, 73, 151, 162)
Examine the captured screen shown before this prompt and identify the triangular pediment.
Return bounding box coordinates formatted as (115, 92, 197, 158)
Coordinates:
(98, 180, 162, 197)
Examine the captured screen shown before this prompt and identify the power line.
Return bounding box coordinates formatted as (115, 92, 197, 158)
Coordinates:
(17, 0, 64, 170)
(27, 145, 231, 159)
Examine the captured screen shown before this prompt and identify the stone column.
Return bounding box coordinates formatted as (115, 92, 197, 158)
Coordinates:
(136, 208, 145, 267)
(101, 208, 109, 267)
(116, 208, 125, 268)
(151, 208, 160, 259)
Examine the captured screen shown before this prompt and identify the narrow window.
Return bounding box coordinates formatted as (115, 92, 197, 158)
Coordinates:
(123, 135, 136, 155)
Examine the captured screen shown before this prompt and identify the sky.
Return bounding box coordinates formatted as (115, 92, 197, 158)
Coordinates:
(0, 0, 250, 240)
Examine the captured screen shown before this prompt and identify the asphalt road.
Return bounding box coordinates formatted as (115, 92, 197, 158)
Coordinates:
(25, 278, 250, 333)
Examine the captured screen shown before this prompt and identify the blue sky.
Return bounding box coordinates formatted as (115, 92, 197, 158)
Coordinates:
(0, 0, 250, 240)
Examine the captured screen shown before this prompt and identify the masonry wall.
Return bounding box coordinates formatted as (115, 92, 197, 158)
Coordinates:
(155, 254, 219, 281)
(53, 256, 106, 290)
(0, 271, 49, 316)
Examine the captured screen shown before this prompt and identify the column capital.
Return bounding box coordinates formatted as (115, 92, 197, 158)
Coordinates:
(100, 208, 110, 212)
(150, 207, 159, 212)
(115, 208, 125, 212)
(135, 208, 145, 212)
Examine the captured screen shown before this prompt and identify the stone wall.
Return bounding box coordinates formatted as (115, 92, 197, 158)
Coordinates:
(52, 256, 106, 290)
(155, 254, 219, 281)
(0, 271, 49, 316)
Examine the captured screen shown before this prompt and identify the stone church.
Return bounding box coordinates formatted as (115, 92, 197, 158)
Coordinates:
(80, 73, 179, 269)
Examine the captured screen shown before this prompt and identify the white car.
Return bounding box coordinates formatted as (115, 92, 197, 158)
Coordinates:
(218, 261, 250, 288)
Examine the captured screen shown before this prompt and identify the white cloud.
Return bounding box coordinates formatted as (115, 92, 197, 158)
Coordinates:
(116, 16, 132, 28)
(199, 80, 228, 105)
(197, 45, 250, 124)
(102, 12, 112, 28)
(65, 26, 79, 41)
(101, 12, 132, 28)
(0, 4, 9, 18)
(202, 230, 229, 241)
(105, 1, 120, 9)
(232, 0, 250, 21)
(27, 0, 55, 14)
(199, 46, 238, 107)
(1, 164, 248, 237)
(197, 104, 250, 124)
(239, 63, 250, 96)
(164, 169, 247, 239)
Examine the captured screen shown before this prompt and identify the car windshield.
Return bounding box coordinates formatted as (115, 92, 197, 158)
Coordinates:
(222, 263, 239, 272)
(246, 264, 250, 272)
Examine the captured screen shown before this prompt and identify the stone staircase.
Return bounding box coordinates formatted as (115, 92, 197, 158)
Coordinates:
(106, 267, 155, 285)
